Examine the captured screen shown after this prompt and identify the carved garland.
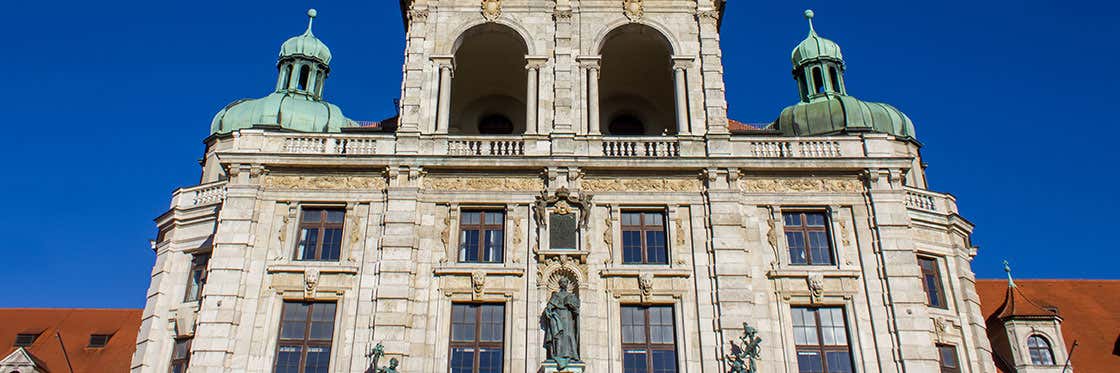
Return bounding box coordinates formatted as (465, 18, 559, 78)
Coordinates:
(741, 178, 863, 193)
(581, 178, 702, 193)
(265, 175, 386, 190)
(423, 177, 544, 192)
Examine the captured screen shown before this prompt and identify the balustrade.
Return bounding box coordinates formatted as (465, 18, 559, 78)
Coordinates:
(601, 138, 680, 158)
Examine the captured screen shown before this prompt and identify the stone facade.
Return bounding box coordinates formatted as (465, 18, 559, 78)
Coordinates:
(131, 1, 997, 372)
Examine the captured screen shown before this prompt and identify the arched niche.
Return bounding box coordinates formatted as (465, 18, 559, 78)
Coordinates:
(598, 23, 676, 136)
(449, 23, 529, 135)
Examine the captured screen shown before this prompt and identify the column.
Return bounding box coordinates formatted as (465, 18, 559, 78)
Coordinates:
(433, 56, 454, 134)
(586, 62, 601, 135)
(672, 59, 691, 135)
(526, 58, 547, 135)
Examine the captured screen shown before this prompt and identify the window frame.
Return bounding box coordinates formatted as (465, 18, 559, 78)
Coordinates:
(620, 210, 670, 265)
(918, 256, 949, 309)
(184, 253, 211, 303)
(169, 337, 192, 373)
(274, 301, 337, 373)
(620, 304, 678, 373)
(295, 207, 346, 262)
(936, 344, 960, 373)
(791, 306, 853, 373)
(448, 303, 506, 373)
(88, 334, 112, 348)
(782, 210, 836, 266)
(1026, 335, 1056, 366)
(458, 209, 506, 264)
(13, 333, 39, 347)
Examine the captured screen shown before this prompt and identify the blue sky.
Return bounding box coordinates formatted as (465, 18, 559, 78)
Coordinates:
(0, 1, 1115, 308)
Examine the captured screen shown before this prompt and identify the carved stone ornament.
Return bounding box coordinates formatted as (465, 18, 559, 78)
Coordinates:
(482, 0, 502, 21)
(581, 177, 702, 193)
(554, 7, 573, 21)
(266, 175, 385, 190)
(533, 187, 593, 227)
(839, 220, 851, 247)
(538, 254, 587, 291)
(304, 268, 321, 299)
(807, 273, 825, 304)
(638, 272, 655, 302)
(408, 6, 429, 22)
(423, 176, 544, 192)
(741, 178, 863, 193)
(765, 215, 778, 250)
(623, 0, 644, 21)
(471, 271, 487, 300)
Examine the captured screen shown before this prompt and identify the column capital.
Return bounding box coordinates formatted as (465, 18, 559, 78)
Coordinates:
(526, 56, 549, 70)
(431, 55, 455, 69)
(577, 55, 602, 70)
(671, 55, 696, 70)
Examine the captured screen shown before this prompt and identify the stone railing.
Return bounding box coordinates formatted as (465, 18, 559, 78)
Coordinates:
(231, 131, 393, 155)
(282, 136, 378, 155)
(172, 181, 227, 209)
(448, 137, 525, 156)
(743, 139, 846, 158)
(905, 187, 955, 213)
(601, 137, 680, 158)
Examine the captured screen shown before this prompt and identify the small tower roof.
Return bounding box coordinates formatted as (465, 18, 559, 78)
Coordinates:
(280, 9, 332, 65)
(791, 10, 843, 68)
(991, 261, 1061, 321)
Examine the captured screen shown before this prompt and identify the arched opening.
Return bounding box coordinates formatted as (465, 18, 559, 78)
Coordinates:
(449, 24, 528, 135)
(812, 66, 825, 94)
(828, 65, 842, 93)
(297, 65, 310, 91)
(1027, 335, 1056, 365)
(599, 24, 675, 136)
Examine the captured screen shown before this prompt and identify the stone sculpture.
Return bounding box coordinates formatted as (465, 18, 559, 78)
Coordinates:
(729, 323, 762, 373)
(543, 277, 581, 369)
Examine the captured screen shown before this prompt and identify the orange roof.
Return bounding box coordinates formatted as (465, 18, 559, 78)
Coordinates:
(976, 280, 1120, 372)
(0, 308, 141, 373)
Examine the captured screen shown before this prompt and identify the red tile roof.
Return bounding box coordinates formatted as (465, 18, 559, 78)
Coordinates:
(976, 280, 1120, 372)
(0, 308, 141, 373)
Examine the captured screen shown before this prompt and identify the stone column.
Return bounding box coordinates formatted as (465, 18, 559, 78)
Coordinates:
(526, 58, 548, 135)
(581, 59, 602, 135)
(432, 56, 454, 134)
(672, 58, 691, 135)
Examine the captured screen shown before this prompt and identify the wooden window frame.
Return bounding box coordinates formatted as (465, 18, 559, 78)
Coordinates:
(937, 344, 961, 373)
(620, 210, 669, 265)
(918, 256, 949, 309)
(620, 305, 677, 373)
(274, 302, 336, 373)
(169, 337, 192, 373)
(1027, 335, 1056, 365)
(458, 210, 505, 264)
(449, 303, 505, 373)
(183, 253, 211, 302)
(295, 207, 345, 262)
(792, 306, 852, 373)
(782, 211, 835, 266)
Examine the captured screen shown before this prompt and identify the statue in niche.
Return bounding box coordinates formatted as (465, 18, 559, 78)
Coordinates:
(543, 277, 581, 368)
(728, 323, 762, 373)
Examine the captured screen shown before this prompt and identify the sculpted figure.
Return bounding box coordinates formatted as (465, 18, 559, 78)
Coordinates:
(543, 277, 581, 368)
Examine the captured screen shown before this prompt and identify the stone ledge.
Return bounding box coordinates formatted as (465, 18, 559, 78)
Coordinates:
(433, 265, 525, 277)
(766, 268, 862, 279)
(266, 263, 360, 274)
(599, 267, 692, 278)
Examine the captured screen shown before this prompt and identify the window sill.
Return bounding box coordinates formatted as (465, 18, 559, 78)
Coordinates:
(433, 265, 525, 277)
(766, 268, 861, 279)
(600, 267, 692, 278)
(266, 263, 359, 274)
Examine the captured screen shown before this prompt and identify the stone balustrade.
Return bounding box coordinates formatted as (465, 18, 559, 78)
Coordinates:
(601, 137, 681, 158)
(738, 138, 851, 158)
(448, 137, 525, 156)
(172, 181, 228, 208)
(905, 187, 956, 214)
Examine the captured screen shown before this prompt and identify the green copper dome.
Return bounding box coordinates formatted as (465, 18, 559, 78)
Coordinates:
(210, 9, 355, 135)
(791, 10, 842, 67)
(280, 9, 332, 64)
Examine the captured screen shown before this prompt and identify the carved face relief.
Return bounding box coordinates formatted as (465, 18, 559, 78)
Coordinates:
(807, 273, 825, 304)
(471, 271, 487, 299)
(638, 273, 655, 297)
(482, 0, 501, 21)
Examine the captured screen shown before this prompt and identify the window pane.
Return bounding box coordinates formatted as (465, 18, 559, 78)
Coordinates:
(321, 228, 342, 260)
(484, 211, 504, 225)
(274, 345, 303, 373)
(787, 232, 807, 264)
(644, 212, 664, 226)
(480, 304, 504, 342)
(807, 231, 832, 265)
(303, 346, 331, 373)
(450, 348, 475, 373)
(805, 213, 826, 226)
(298, 228, 319, 260)
(825, 351, 853, 373)
(624, 350, 649, 373)
(462, 212, 480, 225)
(623, 231, 643, 263)
(783, 212, 801, 227)
(479, 348, 503, 373)
(939, 345, 959, 369)
(652, 349, 677, 373)
(460, 230, 480, 262)
(484, 230, 504, 263)
(623, 212, 640, 226)
(646, 231, 668, 264)
(796, 351, 824, 373)
(302, 210, 321, 223)
(325, 209, 344, 223)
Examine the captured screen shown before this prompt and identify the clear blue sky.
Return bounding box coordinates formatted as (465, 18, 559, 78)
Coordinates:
(0, 1, 1115, 308)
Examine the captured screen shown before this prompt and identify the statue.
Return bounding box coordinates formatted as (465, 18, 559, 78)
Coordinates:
(728, 323, 762, 373)
(543, 277, 580, 369)
(368, 343, 400, 373)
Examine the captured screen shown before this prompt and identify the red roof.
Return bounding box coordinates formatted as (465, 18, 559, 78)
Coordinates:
(976, 280, 1120, 372)
(728, 119, 771, 134)
(0, 308, 141, 372)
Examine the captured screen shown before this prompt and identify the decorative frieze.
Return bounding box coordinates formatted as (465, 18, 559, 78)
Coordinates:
(423, 176, 544, 192)
(265, 175, 386, 190)
(581, 177, 702, 193)
(741, 177, 863, 193)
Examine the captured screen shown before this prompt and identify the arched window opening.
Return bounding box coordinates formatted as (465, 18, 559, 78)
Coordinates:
(608, 114, 646, 136)
(599, 24, 675, 136)
(828, 66, 842, 93)
(478, 114, 514, 134)
(812, 67, 825, 94)
(1027, 335, 1055, 365)
(449, 24, 528, 135)
(797, 71, 810, 101)
(280, 65, 294, 90)
(297, 65, 310, 91)
(315, 71, 325, 97)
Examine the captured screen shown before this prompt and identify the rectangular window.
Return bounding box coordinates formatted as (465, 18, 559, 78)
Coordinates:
(274, 302, 336, 373)
(937, 344, 961, 373)
(792, 307, 852, 373)
(621, 305, 677, 373)
(13, 333, 39, 347)
(184, 253, 211, 302)
(783, 211, 835, 266)
(459, 210, 505, 263)
(450, 303, 505, 373)
(919, 256, 948, 309)
(296, 208, 345, 261)
(170, 337, 192, 373)
(89, 334, 112, 348)
(621, 211, 669, 265)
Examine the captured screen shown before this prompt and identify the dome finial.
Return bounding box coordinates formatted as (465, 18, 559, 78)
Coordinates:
(304, 8, 318, 36)
(804, 9, 817, 35)
(1003, 260, 1017, 288)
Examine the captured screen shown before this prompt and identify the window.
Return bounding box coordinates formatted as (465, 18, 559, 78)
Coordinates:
(297, 65, 310, 91)
(1027, 335, 1055, 365)
(450, 303, 505, 373)
(621, 211, 668, 265)
(792, 307, 852, 373)
(88, 334, 112, 348)
(812, 67, 825, 94)
(170, 338, 192, 373)
(937, 344, 960, 373)
(184, 253, 211, 302)
(274, 302, 336, 373)
(296, 208, 345, 261)
(918, 256, 948, 309)
(621, 305, 677, 373)
(459, 210, 505, 263)
(828, 66, 842, 93)
(783, 211, 835, 266)
(13, 333, 39, 347)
